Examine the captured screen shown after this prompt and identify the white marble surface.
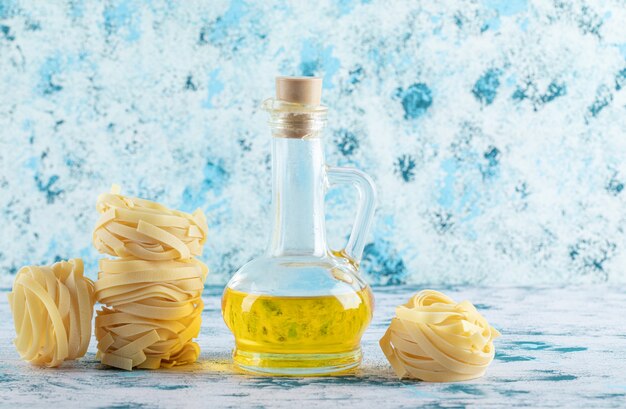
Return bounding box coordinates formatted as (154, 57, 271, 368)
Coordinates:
(1, 285, 625, 408)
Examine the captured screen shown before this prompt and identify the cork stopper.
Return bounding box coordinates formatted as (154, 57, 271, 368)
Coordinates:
(276, 76, 323, 106)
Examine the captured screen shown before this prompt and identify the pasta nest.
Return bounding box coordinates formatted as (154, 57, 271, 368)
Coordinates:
(380, 290, 500, 382)
(8, 259, 95, 367)
(93, 185, 208, 261)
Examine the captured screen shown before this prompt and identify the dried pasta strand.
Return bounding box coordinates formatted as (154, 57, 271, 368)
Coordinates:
(379, 290, 500, 382)
(93, 186, 209, 370)
(7, 259, 95, 367)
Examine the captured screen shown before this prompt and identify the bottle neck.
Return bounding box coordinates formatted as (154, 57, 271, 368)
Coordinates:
(268, 136, 327, 257)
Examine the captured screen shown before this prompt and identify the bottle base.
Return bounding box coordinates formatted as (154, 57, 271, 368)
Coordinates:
(232, 347, 363, 376)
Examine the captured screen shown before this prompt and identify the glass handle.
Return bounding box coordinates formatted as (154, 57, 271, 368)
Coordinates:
(325, 166, 377, 264)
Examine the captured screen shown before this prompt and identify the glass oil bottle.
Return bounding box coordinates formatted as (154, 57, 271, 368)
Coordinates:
(222, 76, 377, 376)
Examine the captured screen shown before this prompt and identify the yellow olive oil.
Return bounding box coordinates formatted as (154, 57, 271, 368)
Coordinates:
(221, 287, 374, 374)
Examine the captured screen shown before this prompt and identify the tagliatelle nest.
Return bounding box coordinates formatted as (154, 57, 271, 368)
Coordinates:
(8, 259, 95, 367)
(380, 290, 500, 382)
(93, 185, 208, 261)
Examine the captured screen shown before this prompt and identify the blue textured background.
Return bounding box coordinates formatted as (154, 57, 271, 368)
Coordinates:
(1, 0, 626, 286)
